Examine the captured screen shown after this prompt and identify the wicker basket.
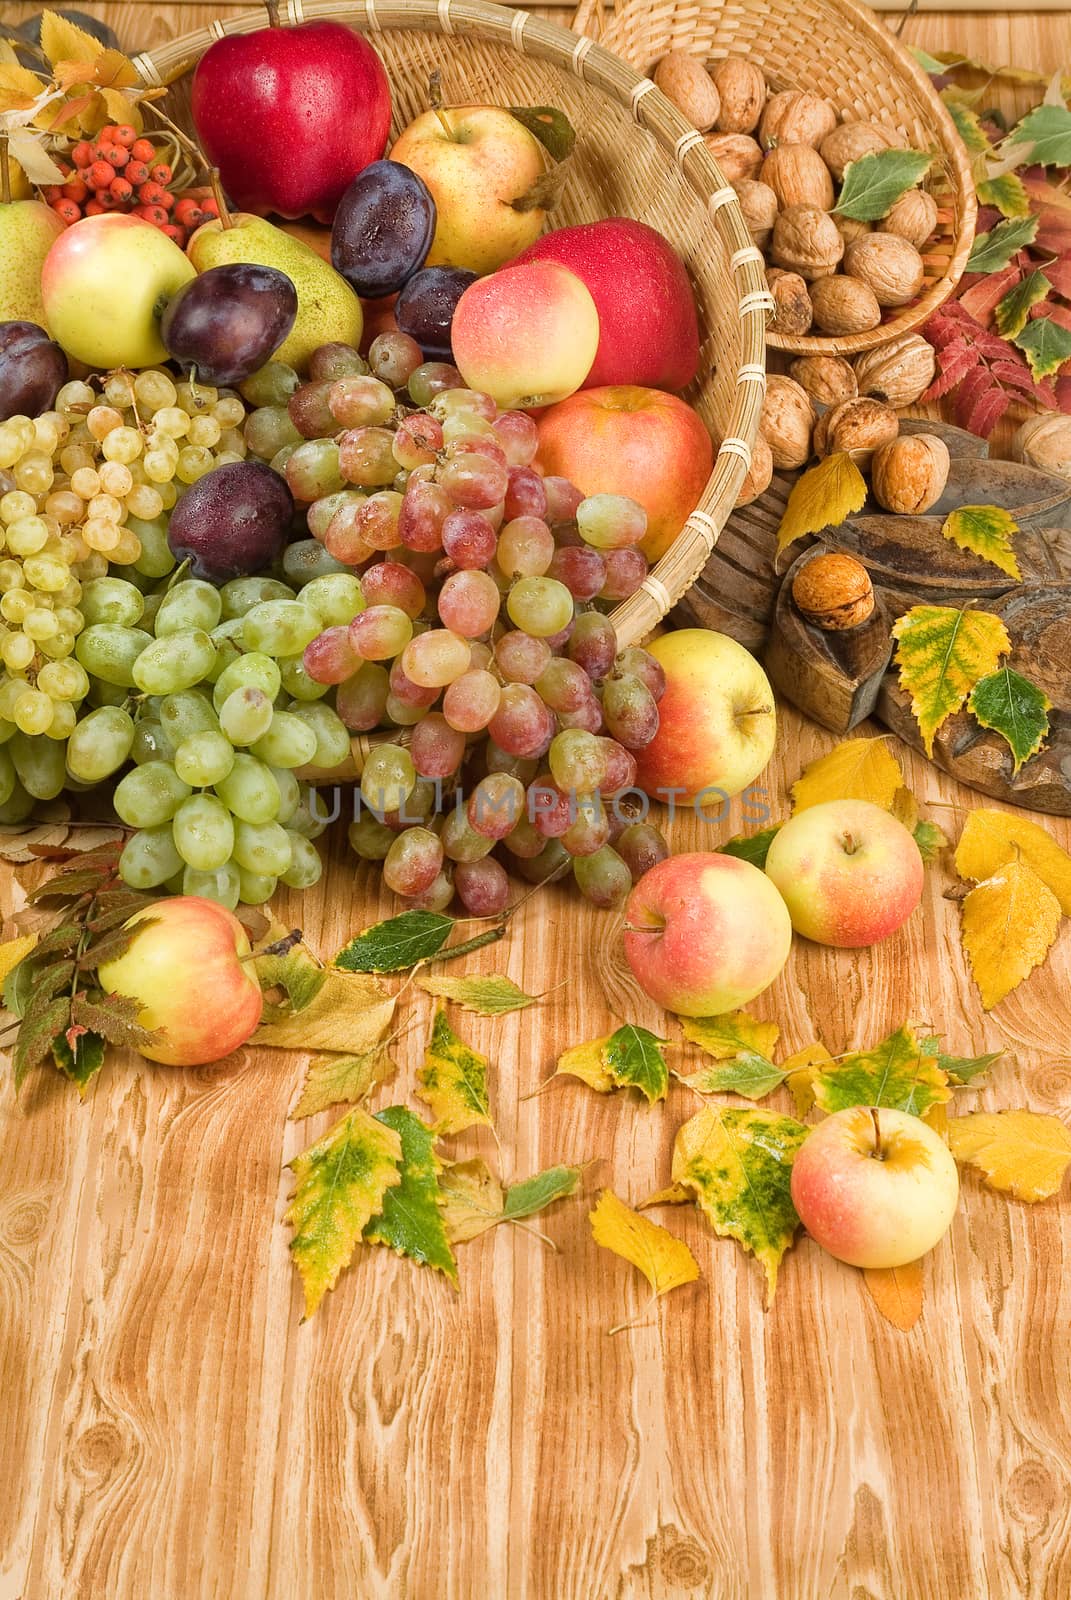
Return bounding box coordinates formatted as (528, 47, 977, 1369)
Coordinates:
(131, 0, 769, 655)
(573, 0, 977, 358)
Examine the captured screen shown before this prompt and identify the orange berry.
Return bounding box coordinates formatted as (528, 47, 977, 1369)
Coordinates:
(149, 163, 172, 186)
(103, 144, 129, 168)
(62, 177, 88, 203)
(52, 198, 81, 225)
(125, 160, 149, 186)
(173, 197, 203, 227)
(87, 160, 115, 188)
(109, 177, 133, 202)
(161, 224, 186, 246)
(114, 124, 137, 147)
(131, 138, 155, 163)
(43, 185, 63, 203)
(71, 141, 93, 169)
(84, 199, 105, 216)
(200, 197, 220, 218)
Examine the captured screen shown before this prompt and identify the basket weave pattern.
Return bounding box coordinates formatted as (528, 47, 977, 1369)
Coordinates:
(574, 0, 977, 357)
(133, 0, 770, 648)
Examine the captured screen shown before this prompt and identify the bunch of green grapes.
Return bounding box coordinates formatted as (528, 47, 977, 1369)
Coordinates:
(62, 571, 359, 908)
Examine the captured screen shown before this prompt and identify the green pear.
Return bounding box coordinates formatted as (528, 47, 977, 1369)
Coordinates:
(0, 199, 66, 330)
(187, 213, 362, 373)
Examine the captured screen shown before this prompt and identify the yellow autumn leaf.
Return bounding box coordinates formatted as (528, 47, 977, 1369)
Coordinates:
(0, 60, 47, 114)
(589, 1189, 700, 1320)
(960, 855, 1061, 1009)
(924, 1101, 949, 1141)
(40, 9, 103, 67)
(254, 969, 395, 1051)
(863, 1261, 924, 1330)
(955, 810, 1071, 917)
(892, 605, 1011, 756)
(555, 1033, 616, 1093)
(948, 1110, 1071, 1201)
(779, 1042, 834, 1117)
(0, 931, 38, 990)
(416, 1008, 492, 1135)
(890, 786, 919, 831)
(777, 453, 868, 556)
(941, 505, 1021, 580)
(791, 737, 905, 813)
(679, 1009, 780, 1063)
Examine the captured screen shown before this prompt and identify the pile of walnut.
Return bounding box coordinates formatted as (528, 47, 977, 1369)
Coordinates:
(653, 53, 939, 339)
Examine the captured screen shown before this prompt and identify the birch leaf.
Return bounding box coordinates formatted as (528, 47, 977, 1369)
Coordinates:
(791, 737, 904, 813)
(40, 9, 103, 66)
(955, 810, 1071, 915)
(892, 605, 1011, 755)
(254, 970, 395, 1053)
(994, 270, 1051, 340)
(335, 909, 453, 972)
(864, 1261, 924, 1330)
(676, 1055, 787, 1101)
(961, 856, 1061, 1008)
(811, 1023, 951, 1116)
(555, 1024, 669, 1104)
(913, 820, 950, 863)
(292, 1044, 398, 1120)
(968, 668, 1051, 773)
(1014, 317, 1071, 383)
(365, 1106, 458, 1284)
(777, 452, 867, 556)
(965, 214, 1039, 271)
(718, 824, 781, 869)
(835, 149, 932, 221)
(780, 1042, 835, 1117)
(977, 173, 1031, 218)
(417, 1008, 491, 1135)
(679, 1010, 780, 1063)
(555, 1032, 616, 1093)
(441, 1159, 582, 1243)
(589, 1189, 700, 1306)
(0, 932, 38, 991)
(948, 1109, 1071, 1201)
(940, 505, 1021, 579)
(417, 972, 540, 1016)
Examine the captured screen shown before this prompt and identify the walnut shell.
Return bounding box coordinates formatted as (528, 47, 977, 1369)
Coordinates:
(813, 395, 899, 466)
(883, 188, 939, 249)
(835, 215, 872, 246)
(853, 334, 936, 407)
(654, 51, 721, 131)
(767, 269, 814, 336)
(711, 58, 767, 134)
(1012, 412, 1071, 480)
(770, 205, 845, 281)
(759, 90, 837, 151)
(844, 232, 925, 307)
(819, 121, 897, 182)
(809, 273, 882, 336)
(733, 178, 779, 247)
(871, 432, 950, 514)
(789, 354, 858, 407)
(792, 551, 875, 629)
(761, 144, 834, 210)
(703, 131, 763, 183)
(735, 433, 774, 506)
(760, 374, 815, 470)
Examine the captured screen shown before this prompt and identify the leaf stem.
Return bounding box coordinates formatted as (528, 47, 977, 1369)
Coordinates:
(426, 924, 507, 967)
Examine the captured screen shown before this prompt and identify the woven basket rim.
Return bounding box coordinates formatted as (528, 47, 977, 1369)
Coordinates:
(573, 0, 978, 357)
(132, 0, 770, 649)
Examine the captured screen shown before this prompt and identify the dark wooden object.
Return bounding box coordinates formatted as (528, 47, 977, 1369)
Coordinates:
(765, 548, 893, 732)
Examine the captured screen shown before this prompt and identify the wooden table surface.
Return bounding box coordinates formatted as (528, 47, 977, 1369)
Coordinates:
(1, 6, 1070, 1599)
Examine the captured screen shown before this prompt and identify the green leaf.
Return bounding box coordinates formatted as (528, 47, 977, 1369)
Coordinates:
(416, 972, 540, 1017)
(334, 910, 453, 973)
(834, 148, 932, 221)
(51, 1029, 105, 1096)
(13, 996, 71, 1091)
(977, 173, 1031, 218)
(913, 819, 950, 863)
(365, 1106, 458, 1284)
(1013, 317, 1071, 382)
(439, 1158, 582, 1243)
(676, 1054, 788, 1101)
(718, 824, 781, 870)
(504, 1164, 582, 1220)
(679, 1009, 780, 1062)
(286, 1105, 403, 1318)
(965, 215, 1039, 273)
(940, 505, 1021, 580)
(671, 1106, 808, 1302)
(968, 667, 1052, 773)
(417, 1008, 491, 1135)
(292, 1043, 398, 1120)
(892, 605, 1011, 756)
(910, 45, 948, 76)
(3, 950, 40, 1019)
(1005, 102, 1071, 167)
(941, 92, 991, 158)
(995, 271, 1052, 341)
(923, 1042, 1002, 1085)
(255, 934, 325, 1012)
(68, 991, 158, 1054)
(811, 1024, 951, 1116)
(508, 105, 575, 162)
(603, 1024, 670, 1104)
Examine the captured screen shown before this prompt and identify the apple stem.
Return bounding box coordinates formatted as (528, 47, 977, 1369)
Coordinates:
(433, 106, 455, 140)
(209, 168, 234, 230)
(869, 1107, 884, 1159)
(264, 0, 281, 26)
(0, 134, 10, 206)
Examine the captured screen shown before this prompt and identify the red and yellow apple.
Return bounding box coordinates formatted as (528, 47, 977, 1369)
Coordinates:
(391, 105, 548, 275)
(634, 629, 777, 805)
(535, 385, 713, 560)
(451, 261, 599, 410)
(98, 897, 263, 1066)
(791, 1106, 959, 1269)
(41, 213, 196, 369)
(623, 851, 792, 1017)
(764, 799, 924, 948)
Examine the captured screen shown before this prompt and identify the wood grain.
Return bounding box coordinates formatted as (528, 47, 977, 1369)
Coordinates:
(0, 8, 1070, 1600)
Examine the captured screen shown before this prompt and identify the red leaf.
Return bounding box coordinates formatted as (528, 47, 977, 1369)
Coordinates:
(1035, 206, 1071, 257)
(1031, 301, 1071, 334)
(1055, 375, 1071, 413)
(959, 264, 1025, 325)
(1045, 258, 1071, 300)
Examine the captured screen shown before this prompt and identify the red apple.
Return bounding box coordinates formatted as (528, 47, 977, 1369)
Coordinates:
(511, 218, 700, 391)
(623, 851, 792, 1017)
(535, 385, 713, 561)
(97, 897, 263, 1066)
(791, 1106, 959, 1269)
(764, 799, 924, 948)
(191, 20, 391, 223)
(451, 262, 600, 410)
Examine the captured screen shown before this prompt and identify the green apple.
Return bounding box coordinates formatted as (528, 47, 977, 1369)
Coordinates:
(0, 199, 66, 329)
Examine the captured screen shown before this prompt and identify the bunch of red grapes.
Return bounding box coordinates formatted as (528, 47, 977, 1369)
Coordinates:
(42, 126, 219, 246)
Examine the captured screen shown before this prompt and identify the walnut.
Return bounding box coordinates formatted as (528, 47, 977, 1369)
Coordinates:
(1012, 412, 1071, 480)
(819, 121, 896, 182)
(853, 334, 936, 407)
(654, 52, 721, 131)
(770, 205, 844, 281)
(761, 144, 834, 210)
(844, 232, 925, 307)
(703, 132, 763, 183)
(792, 551, 875, 629)
(733, 178, 778, 247)
(871, 433, 950, 514)
(813, 396, 899, 466)
(760, 374, 815, 470)
(711, 58, 767, 134)
(835, 215, 872, 246)
(808, 273, 882, 335)
(883, 188, 939, 249)
(759, 90, 837, 151)
(735, 433, 774, 506)
(767, 268, 813, 336)
(789, 354, 858, 407)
